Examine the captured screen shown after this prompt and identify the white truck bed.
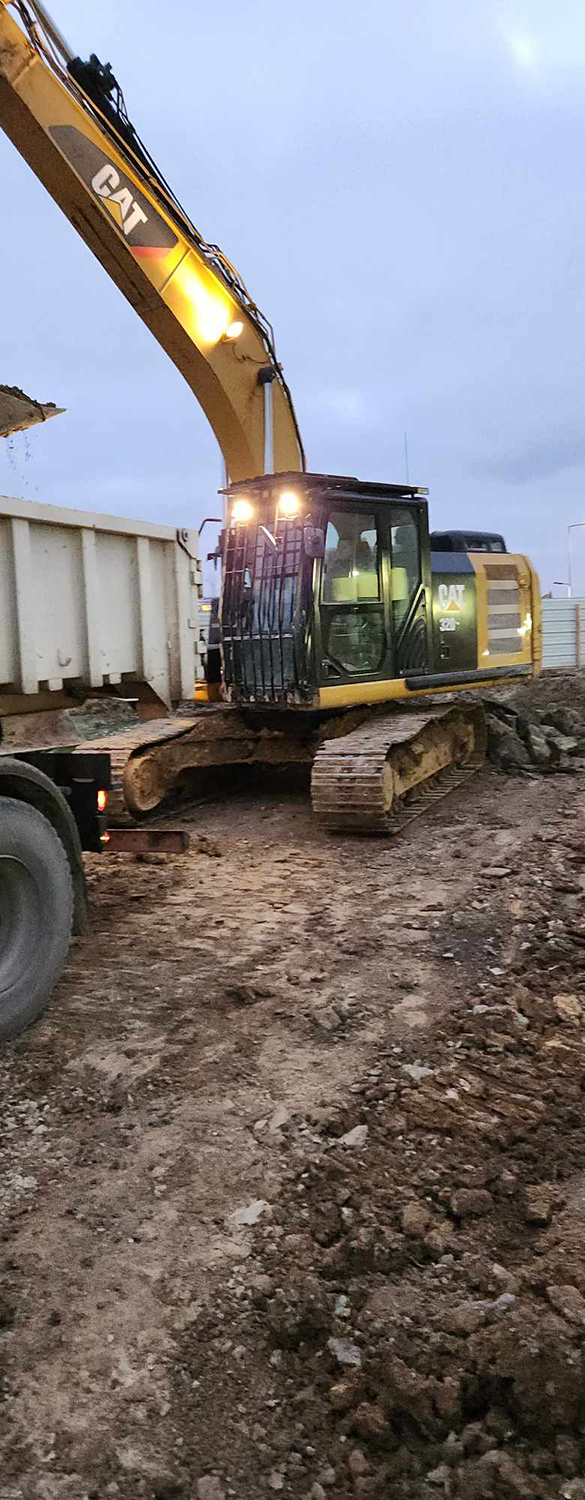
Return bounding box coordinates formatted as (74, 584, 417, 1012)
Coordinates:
(0, 496, 202, 708)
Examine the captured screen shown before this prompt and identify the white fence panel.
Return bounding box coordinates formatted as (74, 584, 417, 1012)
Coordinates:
(542, 597, 585, 669)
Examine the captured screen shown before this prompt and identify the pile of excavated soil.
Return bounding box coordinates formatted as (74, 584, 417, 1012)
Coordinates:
(503, 669, 585, 719)
(484, 696, 583, 773)
(2, 677, 585, 1499)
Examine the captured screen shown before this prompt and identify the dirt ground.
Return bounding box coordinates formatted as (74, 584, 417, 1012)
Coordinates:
(3, 678, 585, 1499)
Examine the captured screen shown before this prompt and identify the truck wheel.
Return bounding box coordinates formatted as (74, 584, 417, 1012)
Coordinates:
(0, 798, 74, 1042)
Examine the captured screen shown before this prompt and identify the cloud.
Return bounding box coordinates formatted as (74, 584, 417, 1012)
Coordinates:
(475, 428, 585, 485)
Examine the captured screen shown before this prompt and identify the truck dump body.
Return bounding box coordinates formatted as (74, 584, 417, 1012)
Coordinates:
(0, 496, 201, 708)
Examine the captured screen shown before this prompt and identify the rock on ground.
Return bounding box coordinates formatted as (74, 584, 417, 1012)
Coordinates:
(3, 672, 585, 1497)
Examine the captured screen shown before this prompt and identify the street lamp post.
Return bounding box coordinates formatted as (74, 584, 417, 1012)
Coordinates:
(567, 523, 585, 599)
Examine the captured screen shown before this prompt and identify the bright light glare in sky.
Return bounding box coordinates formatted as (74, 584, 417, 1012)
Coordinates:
(506, 32, 540, 71)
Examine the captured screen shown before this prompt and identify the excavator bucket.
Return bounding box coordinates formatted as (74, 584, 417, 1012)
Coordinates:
(0, 384, 64, 439)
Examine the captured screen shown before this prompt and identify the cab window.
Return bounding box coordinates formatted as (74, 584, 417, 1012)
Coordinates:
(321, 511, 385, 676)
(390, 509, 421, 628)
(322, 513, 379, 603)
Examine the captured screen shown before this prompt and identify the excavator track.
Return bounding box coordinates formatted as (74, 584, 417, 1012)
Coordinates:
(76, 718, 205, 822)
(312, 704, 486, 835)
(74, 706, 314, 822)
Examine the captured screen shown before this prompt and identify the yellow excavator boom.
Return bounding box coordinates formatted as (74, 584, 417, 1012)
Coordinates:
(0, 1, 304, 481)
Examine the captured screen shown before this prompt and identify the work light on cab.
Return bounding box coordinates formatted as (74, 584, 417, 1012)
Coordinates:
(278, 490, 300, 516)
(231, 498, 254, 523)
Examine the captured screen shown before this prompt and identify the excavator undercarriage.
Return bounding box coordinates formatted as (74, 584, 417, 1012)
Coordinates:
(77, 698, 487, 836)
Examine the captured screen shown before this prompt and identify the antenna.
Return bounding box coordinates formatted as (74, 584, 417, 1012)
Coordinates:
(404, 430, 410, 485)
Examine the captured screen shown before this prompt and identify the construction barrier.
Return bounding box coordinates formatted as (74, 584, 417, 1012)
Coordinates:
(542, 597, 585, 670)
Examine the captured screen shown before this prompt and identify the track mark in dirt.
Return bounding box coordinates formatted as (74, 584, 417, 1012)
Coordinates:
(2, 681, 585, 1497)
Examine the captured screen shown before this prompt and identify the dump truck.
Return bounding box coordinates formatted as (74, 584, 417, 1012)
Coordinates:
(0, 391, 112, 1042)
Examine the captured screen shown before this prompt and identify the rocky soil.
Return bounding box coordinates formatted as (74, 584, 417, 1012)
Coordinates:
(484, 690, 584, 773)
(2, 674, 585, 1499)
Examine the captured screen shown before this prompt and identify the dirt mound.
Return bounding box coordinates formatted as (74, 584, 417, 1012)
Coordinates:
(484, 691, 584, 773)
(505, 670, 585, 720)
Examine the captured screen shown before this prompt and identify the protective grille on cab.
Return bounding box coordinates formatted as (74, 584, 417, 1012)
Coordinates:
(221, 519, 304, 699)
(485, 564, 522, 655)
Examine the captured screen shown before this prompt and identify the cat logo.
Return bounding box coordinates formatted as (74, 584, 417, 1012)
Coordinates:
(437, 582, 466, 613)
(91, 163, 148, 238)
(49, 126, 178, 252)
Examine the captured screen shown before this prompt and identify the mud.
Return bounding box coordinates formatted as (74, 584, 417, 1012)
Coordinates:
(2, 675, 585, 1498)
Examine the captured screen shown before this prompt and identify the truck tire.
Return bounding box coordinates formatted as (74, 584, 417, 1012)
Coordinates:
(0, 798, 74, 1042)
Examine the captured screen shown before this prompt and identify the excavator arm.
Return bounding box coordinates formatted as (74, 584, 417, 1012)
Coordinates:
(0, 1, 304, 481)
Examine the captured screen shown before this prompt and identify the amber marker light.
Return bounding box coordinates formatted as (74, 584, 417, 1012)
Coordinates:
(231, 498, 254, 523)
(278, 491, 300, 516)
(97, 789, 108, 813)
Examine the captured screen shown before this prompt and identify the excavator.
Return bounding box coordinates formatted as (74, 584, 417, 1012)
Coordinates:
(0, 1, 542, 834)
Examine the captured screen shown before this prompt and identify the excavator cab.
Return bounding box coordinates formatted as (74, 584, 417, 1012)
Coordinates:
(219, 473, 433, 707)
(219, 471, 540, 712)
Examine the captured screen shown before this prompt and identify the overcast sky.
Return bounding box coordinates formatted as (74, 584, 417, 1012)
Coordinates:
(1, 0, 584, 592)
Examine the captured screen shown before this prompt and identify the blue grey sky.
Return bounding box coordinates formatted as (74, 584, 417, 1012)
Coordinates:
(1, 0, 584, 592)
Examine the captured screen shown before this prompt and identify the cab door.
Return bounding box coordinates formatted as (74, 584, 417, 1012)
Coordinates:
(317, 503, 429, 688)
(317, 506, 390, 687)
(387, 505, 430, 675)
